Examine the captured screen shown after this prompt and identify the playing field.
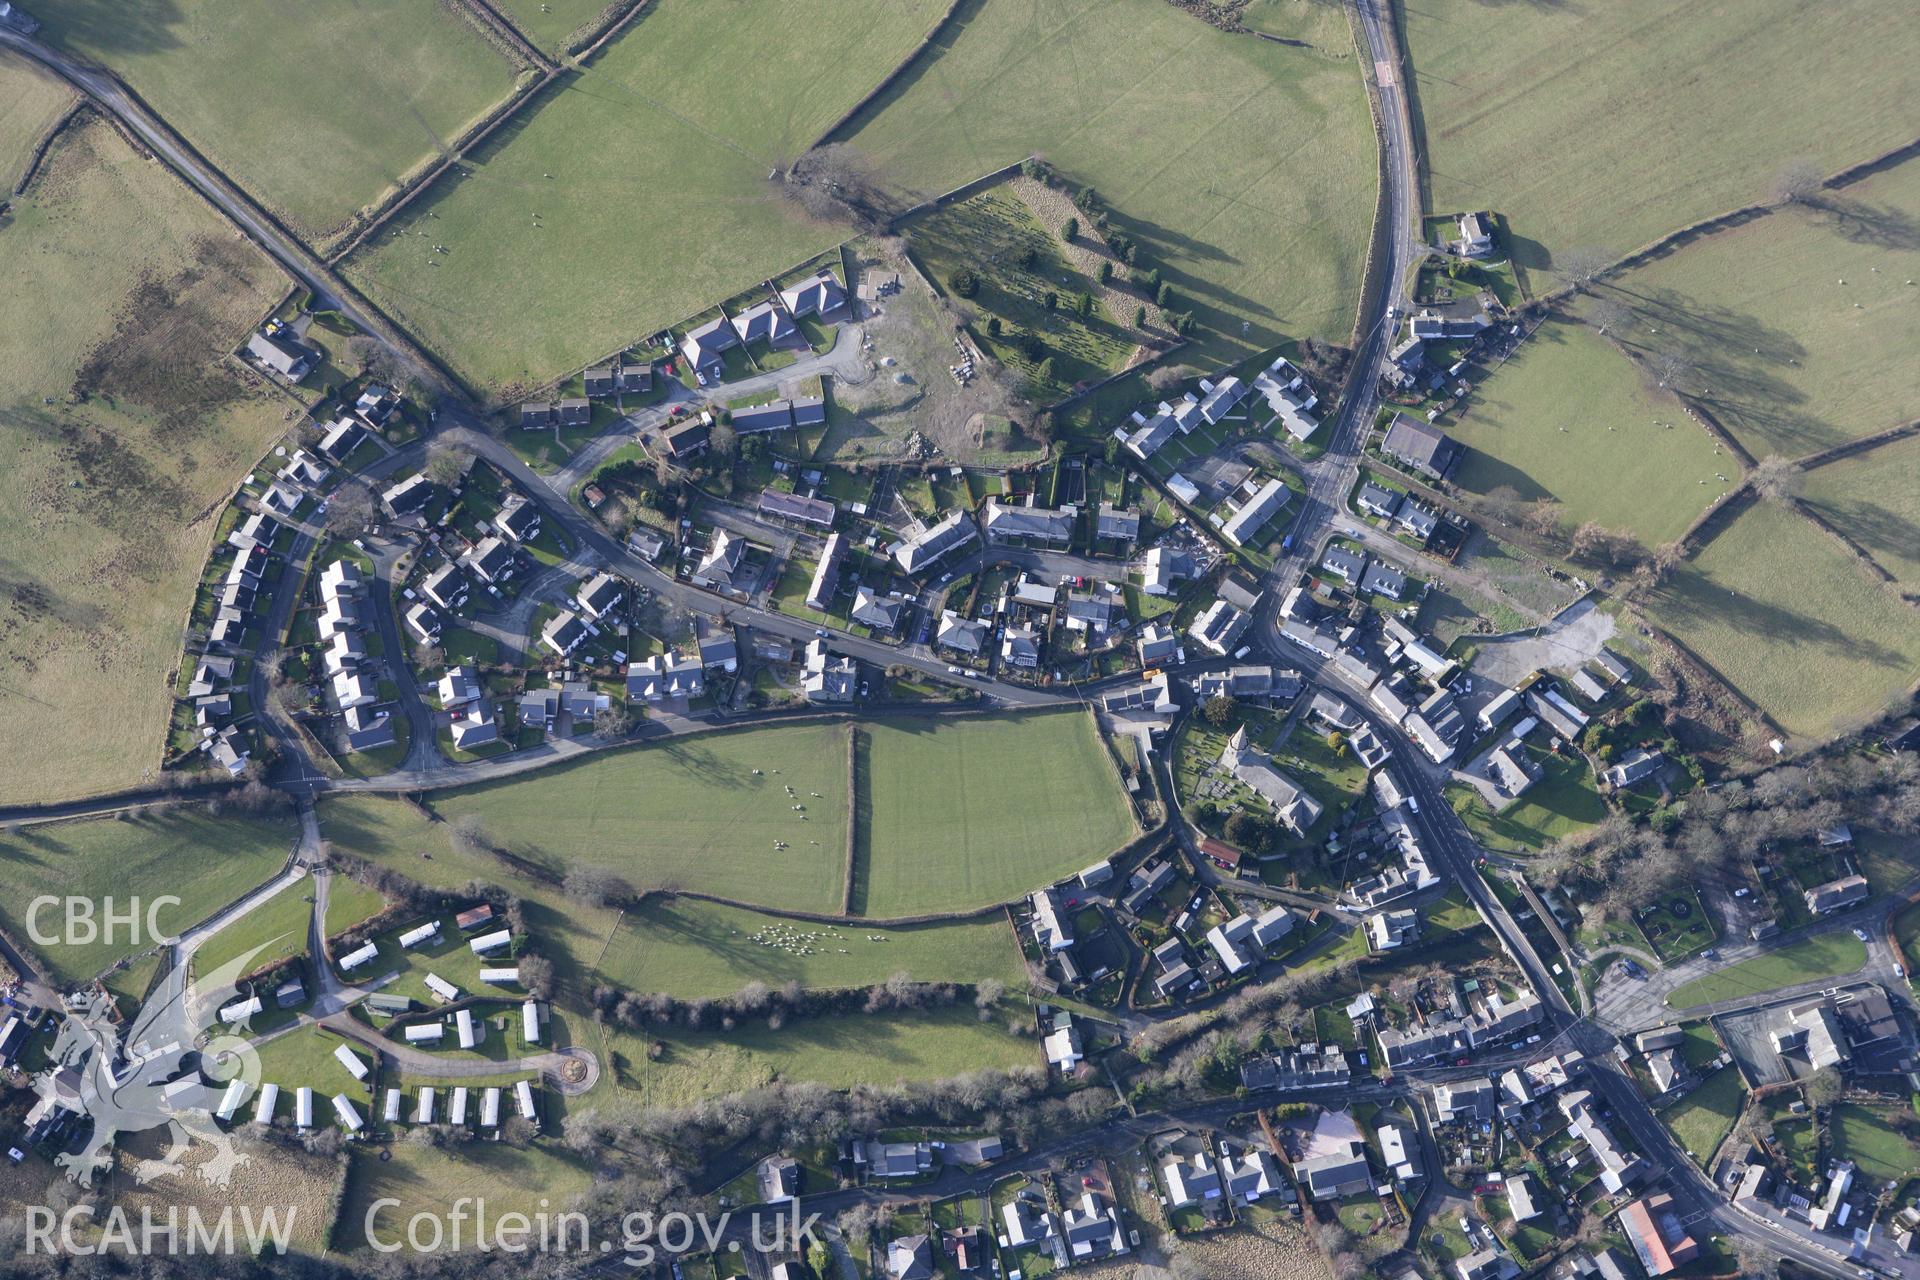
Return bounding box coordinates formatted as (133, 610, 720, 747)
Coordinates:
(1798, 434, 1920, 588)
(1647, 502, 1920, 740)
(429, 723, 853, 913)
(853, 711, 1137, 916)
(840, 0, 1377, 363)
(36, 0, 524, 245)
(1401, 0, 1920, 276)
(338, 1137, 595, 1249)
(344, 0, 950, 392)
(1447, 316, 1727, 545)
(594, 897, 1027, 998)
(601, 1005, 1038, 1111)
(1667, 932, 1866, 1009)
(1590, 158, 1920, 459)
(0, 49, 73, 188)
(0, 808, 295, 986)
(0, 116, 295, 805)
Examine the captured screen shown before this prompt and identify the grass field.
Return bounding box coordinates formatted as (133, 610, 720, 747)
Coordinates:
(322, 875, 389, 938)
(252, 1024, 375, 1108)
(1662, 1066, 1745, 1167)
(1448, 745, 1605, 852)
(0, 49, 73, 188)
(1831, 1103, 1920, 1186)
(1401, 0, 1920, 276)
(37, 0, 524, 245)
(853, 712, 1136, 916)
(193, 877, 313, 987)
(1590, 157, 1920, 459)
(1446, 316, 1726, 544)
(1799, 433, 1920, 589)
(110, 1128, 342, 1257)
(429, 723, 853, 913)
(594, 897, 1028, 997)
(494, 0, 616, 53)
(0, 116, 295, 804)
(1668, 932, 1866, 1009)
(841, 0, 1377, 365)
(337, 1142, 594, 1251)
(0, 809, 295, 985)
(345, 0, 951, 392)
(600, 1005, 1037, 1111)
(1647, 502, 1920, 739)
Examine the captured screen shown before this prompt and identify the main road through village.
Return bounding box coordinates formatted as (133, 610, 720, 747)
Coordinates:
(0, 6, 1860, 1273)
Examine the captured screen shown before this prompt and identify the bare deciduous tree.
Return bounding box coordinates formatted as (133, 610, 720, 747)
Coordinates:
(593, 705, 632, 740)
(1749, 453, 1802, 504)
(424, 443, 472, 488)
(1652, 351, 1694, 391)
(325, 479, 375, 536)
(1770, 159, 1824, 205)
(1588, 297, 1632, 336)
(1558, 246, 1611, 290)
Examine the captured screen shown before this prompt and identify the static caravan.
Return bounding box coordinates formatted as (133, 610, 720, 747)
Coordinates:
(398, 921, 442, 950)
(481, 1087, 502, 1128)
(216, 1079, 250, 1123)
(332, 1094, 364, 1133)
(384, 1088, 403, 1123)
(424, 974, 460, 1003)
(333, 1044, 370, 1081)
(337, 942, 379, 972)
(514, 1079, 537, 1122)
(295, 1087, 315, 1130)
(479, 967, 520, 986)
(455, 1008, 477, 1050)
(469, 929, 512, 955)
(403, 1022, 444, 1045)
(253, 1082, 280, 1125)
(522, 1000, 542, 1045)
(416, 1088, 436, 1125)
(219, 995, 263, 1023)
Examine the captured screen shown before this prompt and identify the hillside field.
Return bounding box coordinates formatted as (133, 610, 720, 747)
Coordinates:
(1798, 434, 1920, 589)
(36, 0, 525, 246)
(840, 0, 1377, 365)
(1446, 315, 1728, 544)
(1402, 0, 1920, 277)
(0, 50, 73, 189)
(345, 0, 949, 392)
(0, 117, 295, 805)
(337, 1137, 594, 1250)
(853, 711, 1137, 916)
(1592, 156, 1920, 459)
(1647, 503, 1920, 740)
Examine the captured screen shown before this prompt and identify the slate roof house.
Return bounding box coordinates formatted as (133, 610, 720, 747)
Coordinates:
(780, 269, 848, 318)
(893, 511, 977, 574)
(541, 609, 590, 658)
(576, 571, 625, 620)
(937, 610, 989, 655)
(1381, 412, 1463, 479)
(495, 494, 542, 542)
(679, 317, 739, 375)
(246, 330, 315, 382)
(732, 299, 798, 347)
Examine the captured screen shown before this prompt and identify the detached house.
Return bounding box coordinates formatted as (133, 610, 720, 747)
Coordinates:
(732, 299, 798, 348)
(541, 609, 589, 658)
(780, 269, 848, 319)
(245, 330, 315, 382)
(494, 494, 542, 543)
(1381, 412, 1463, 479)
(460, 535, 516, 585)
(575, 571, 625, 620)
(421, 563, 468, 612)
(679, 317, 739, 377)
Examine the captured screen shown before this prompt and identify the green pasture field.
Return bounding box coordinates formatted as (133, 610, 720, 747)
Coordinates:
(345, 0, 949, 392)
(0, 809, 295, 986)
(0, 117, 294, 805)
(1661, 1066, 1744, 1167)
(193, 877, 313, 987)
(322, 875, 389, 938)
(494, 0, 617, 53)
(1831, 1103, 1920, 1186)
(1799, 433, 1920, 589)
(840, 0, 1377, 365)
(0, 50, 73, 188)
(853, 711, 1136, 916)
(1447, 744, 1605, 853)
(1646, 502, 1920, 740)
(1401, 0, 1920, 278)
(338, 1142, 595, 1251)
(1667, 932, 1866, 1009)
(427, 723, 853, 913)
(600, 1005, 1037, 1111)
(1590, 157, 1920, 458)
(909, 185, 1136, 400)
(594, 897, 1028, 998)
(37, 0, 525, 246)
(1446, 316, 1727, 544)
(318, 794, 624, 996)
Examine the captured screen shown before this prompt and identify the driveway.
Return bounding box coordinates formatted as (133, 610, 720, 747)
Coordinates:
(1467, 597, 1616, 690)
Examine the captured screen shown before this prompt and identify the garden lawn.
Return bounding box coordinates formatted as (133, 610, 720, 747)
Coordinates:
(0, 50, 73, 188)
(0, 117, 294, 805)
(1588, 156, 1920, 458)
(1799, 433, 1920, 590)
(842, 0, 1377, 364)
(37, 0, 524, 245)
(1662, 1066, 1745, 1167)
(345, 0, 950, 392)
(601, 1005, 1037, 1111)
(0, 809, 295, 986)
(1401, 0, 1920, 279)
(426, 723, 853, 913)
(1831, 1103, 1920, 1186)
(1668, 933, 1866, 1009)
(853, 711, 1136, 916)
(337, 1142, 594, 1251)
(193, 878, 313, 988)
(1449, 745, 1605, 852)
(1647, 502, 1920, 740)
(1446, 315, 1725, 545)
(251, 1024, 375, 1109)
(594, 897, 1028, 997)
